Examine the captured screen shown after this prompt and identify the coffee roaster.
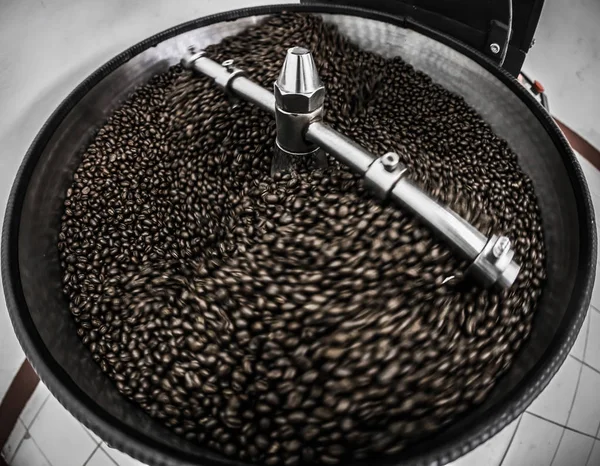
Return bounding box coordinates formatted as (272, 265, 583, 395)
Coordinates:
(2, 2, 595, 466)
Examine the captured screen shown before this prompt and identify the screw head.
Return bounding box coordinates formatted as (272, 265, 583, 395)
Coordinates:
(490, 43, 501, 55)
(381, 152, 400, 172)
(222, 59, 234, 67)
(493, 236, 511, 258)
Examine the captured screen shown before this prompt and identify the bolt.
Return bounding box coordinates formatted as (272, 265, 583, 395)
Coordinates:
(381, 152, 400, 172)
(493, 236, 511, 258)
(490, 43, 501, 55)
(222, 59, 234, 68)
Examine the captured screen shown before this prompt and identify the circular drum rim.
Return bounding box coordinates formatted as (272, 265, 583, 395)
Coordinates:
(2, 3, 596, 466)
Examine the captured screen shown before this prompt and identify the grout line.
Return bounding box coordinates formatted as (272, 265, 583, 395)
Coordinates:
(527, 412, 598, 441)
(24, 392, 51, 430)
(0, 361, 39, 452)
(562, 352, 585, 428)
(6, 421, 28, 466)
(498, 414, 523, 466)
(569, 355, 600, 378)
(549, 427, 566, 466)
(30, 435, 54, 466)
(83, 427, 100, 446)
(585, 440, 597, 466)
(82, 444, 100, 466)
(100, 444, 120, 466)
(549, 350, 586, 466)
(595, 390, 600, 440)
(580, 437, 597, 466)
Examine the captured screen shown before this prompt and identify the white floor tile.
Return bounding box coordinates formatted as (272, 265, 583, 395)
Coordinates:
(552, 430, 594, 466)
(102, 444, 146, 466)
(528, 356, 582, 425)
(587, 440, 600, 466)
(19, 382, 50, 428)
(2, 419, 26, 464)
(86, 447, 116, 466)
(572, 310, 591, 361)
(10, 437, 51, 466)
(592, 285, 600, 317)
(447, 416, 521, 466)
(585, 308, 600, 371)
(567, 366, 600, 436)
(29, 395, 96, 466)
(503, 413, 563, 466)
(577, 155, 600, 199)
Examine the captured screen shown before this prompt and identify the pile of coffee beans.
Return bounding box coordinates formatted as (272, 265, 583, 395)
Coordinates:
(58, 12, 546, 465)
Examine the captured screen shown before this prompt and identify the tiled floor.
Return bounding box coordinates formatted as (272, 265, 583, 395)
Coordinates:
(2, 150, 599, 466)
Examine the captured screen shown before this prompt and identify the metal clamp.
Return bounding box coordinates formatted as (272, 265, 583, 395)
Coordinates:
(217, 59, 247, 91)
(180, 47, 205, 69)
(364, 153, 408, 200)
(466, 235, 520, 289)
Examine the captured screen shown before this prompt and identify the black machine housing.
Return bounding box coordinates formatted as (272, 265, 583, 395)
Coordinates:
(304, 0, 545, 76)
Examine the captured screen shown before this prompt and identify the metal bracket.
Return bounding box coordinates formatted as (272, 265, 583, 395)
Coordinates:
(217, 59, 247, 92)
(485, 20, 509, 64)
(364, 153, 408, 200)
(466, 235, 520, 289)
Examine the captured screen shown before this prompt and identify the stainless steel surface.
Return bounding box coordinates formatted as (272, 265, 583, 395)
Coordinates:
(274, 46, 325, 113)
(391, 178, 489, 264)
(305, 121, 376, 173)
(381, 152, 401, 171)
(230, 77, 276, 114)
(217, 58, 247, 91)
(494, 236, 512, 258)
(274, 107, 321, 154)
(466, 235, 522, 289)
(271, 144, 327, 176)
(273, 47, 326, 173)
(364, 153, 408, 199)
(183, 52, 276, 114)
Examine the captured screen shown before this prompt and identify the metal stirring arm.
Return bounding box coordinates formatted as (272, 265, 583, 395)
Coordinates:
(182, 48, 520, 290)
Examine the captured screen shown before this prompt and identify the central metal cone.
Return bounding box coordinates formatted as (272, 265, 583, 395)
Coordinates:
(272, 47, 327, 175)
(276, 46, 322, 95)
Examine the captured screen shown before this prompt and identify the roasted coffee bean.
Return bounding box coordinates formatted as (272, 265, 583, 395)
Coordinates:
(59, 12, 545, 466)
